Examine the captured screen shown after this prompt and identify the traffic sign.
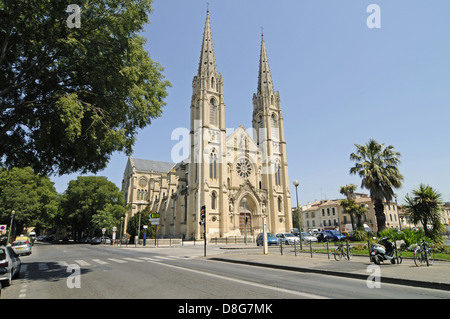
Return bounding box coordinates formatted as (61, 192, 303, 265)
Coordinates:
(0, 225, 6, 232)
(149, 218, 160, 225)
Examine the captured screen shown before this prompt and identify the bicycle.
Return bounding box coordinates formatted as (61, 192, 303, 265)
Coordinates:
(413, 239, 434, 267)
(334, 241, 353, 261)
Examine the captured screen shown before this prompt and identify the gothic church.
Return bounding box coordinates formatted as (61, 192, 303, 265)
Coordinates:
(122, 10, 292, 239)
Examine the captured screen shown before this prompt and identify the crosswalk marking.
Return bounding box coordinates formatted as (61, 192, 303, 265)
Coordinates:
(107, 258, 128, 263)
(152, 256, 172, 260)
(33, 255, 197, 269)
(138, 257, 160, 262)
(38, 263, 48, 270)
(75, 260, 91, 266)
(123, 257, 144, 262)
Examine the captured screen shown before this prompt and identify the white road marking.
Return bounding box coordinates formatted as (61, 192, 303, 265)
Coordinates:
(75, 260, 91, 266)
(143, 259, 328, 299)
(107, 258, 128, 263)
(123, 257, 144, 262)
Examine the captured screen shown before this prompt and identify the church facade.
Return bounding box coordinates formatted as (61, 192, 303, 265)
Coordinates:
(122, 11, 292, 240)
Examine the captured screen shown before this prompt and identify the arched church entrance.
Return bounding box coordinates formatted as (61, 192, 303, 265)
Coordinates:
(239, 195, 257, 236)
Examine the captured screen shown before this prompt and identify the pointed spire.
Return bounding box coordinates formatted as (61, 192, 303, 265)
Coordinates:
(257, 33, 274, 96)
(198, 10, 217, 77)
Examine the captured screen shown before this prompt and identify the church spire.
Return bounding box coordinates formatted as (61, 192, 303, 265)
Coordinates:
(198, 10, 217, 77)
(257, 33, 274, 96)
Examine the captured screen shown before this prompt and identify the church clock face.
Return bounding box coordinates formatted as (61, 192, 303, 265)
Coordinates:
(236, 158, 252, 178)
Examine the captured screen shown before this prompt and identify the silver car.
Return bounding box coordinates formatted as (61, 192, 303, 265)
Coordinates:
(276, 232, 300, 245)
(12, 240, 32, 256)
(0, 246, 21, 286)
(301, 232, 318, 243)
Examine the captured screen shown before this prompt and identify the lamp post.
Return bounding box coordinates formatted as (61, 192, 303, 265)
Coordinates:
(7, 210, 15, 245)
(242, 198, 247, 245)
(293, 181, 302, 250)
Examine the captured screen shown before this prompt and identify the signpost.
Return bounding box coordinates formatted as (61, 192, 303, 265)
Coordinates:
(149, 214, 160, 246)
(112, 226, 117, 245)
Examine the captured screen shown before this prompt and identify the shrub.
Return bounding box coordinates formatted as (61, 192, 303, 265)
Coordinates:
(351, 229, 368, 241)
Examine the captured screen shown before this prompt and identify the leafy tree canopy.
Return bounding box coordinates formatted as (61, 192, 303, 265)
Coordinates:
(0, 167, 59, 234)
(61, 176, 126, 238)
(0, 0, 171, 175)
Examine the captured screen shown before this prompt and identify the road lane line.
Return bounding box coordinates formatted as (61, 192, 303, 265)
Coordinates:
(143, 259, 328, 299)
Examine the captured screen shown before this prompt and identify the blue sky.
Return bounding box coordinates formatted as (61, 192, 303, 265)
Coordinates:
(51, 0, 450, 206)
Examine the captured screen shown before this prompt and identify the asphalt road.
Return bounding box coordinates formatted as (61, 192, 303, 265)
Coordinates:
(2, 242, 449, 302)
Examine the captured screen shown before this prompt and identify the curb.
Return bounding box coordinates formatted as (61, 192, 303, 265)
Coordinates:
(208, 257, 450, 292)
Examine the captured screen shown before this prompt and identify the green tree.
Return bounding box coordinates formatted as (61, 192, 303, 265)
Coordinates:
(0, 167, 58, 236)
(127, 208, 155, 243)
(61, 176, 126, 239)
(403, 184, 445, 243)
(349, 139, 403, 233)
(339, 184, 367, 230)
(0, 0, 171, 176)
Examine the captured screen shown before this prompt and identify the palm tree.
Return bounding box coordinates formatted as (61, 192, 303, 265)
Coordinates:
(403, 184, 444, 242)
(349, 139, 403, 233)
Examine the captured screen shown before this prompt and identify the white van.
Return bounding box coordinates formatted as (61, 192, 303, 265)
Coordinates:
(344, 224, 372, 234)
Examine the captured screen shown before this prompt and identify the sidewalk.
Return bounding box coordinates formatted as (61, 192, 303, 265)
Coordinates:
(209, 247, 450, 291)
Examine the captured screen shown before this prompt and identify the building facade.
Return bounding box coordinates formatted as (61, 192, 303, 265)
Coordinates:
(300, 193, 401, 233)
(122, 11, 292, 240)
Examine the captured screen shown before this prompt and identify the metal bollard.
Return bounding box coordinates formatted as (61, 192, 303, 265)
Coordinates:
(326, 241, 330, 259)
(294, 240, 297, 256)
(346, 240, 349, 260)
(310, 240, 313, 258)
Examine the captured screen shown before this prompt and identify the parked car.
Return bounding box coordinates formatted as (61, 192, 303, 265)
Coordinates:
(79, 237, 91, 243)
(15, 235, 33, 246)
(276, 233, 300, 245)
(256, 233, 279, 246)
(0, 246, 21, 287)
(323, 230, 346, 241)
(11, 240, 32, 256)
(341, 231, 351, 239)
(28, 232, 36, 243)
(300, 232, 318, 243)
(90, 237, 102, 245)
(316, 231, 333, 242)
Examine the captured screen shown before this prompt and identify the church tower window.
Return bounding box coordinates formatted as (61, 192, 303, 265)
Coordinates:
(210, 150, 217, 180)
(210, 98, 217, 126)
(211, 191, 217, 210)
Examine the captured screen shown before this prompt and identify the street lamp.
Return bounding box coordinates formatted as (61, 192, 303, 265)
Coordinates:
(7, 210, 15, 245)
(242, 198, 247, 245)
(293, 181, 302, 249)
